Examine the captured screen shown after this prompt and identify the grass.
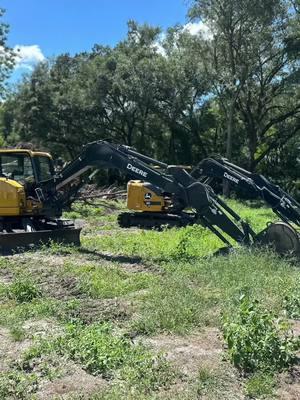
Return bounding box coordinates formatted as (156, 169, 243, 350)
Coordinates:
(81, 199, 276, 260)
(245, 373, 276, 398)
(0, 198, 299, 399)
(64, 261, 157, 299)
(0, 297, 81, 329)
(130, 248, 299, 335)
(22, 321, 177, 393)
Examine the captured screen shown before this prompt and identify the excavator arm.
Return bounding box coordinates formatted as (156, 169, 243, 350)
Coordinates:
(192, 157, 300, 228)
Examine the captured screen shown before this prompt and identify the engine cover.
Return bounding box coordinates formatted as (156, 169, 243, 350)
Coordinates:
(0, 178, 26, 216)
(127, 180, 166, 212)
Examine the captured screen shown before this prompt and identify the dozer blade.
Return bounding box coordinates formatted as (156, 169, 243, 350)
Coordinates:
(0, 228, 81, 254)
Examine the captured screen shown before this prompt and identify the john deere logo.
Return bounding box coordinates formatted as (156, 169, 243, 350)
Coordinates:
(144, 192, 152, 200)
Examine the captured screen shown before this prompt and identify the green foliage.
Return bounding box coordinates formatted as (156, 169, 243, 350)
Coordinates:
(0, 298, 80, 328)
(6, 278, 42, 303)
(10, 325, 26, 341)
(1, 200, 300, 398)
(244, 372, 276, 399)
(55, 322, 132, 376)
(0, 371, 38, 399)
(119, 352, 177, 393)
(82, 199, 275, 261)
(222, 295, 298, 373)
(172, 225, 202, 260)
(0, 8, 15, 97)
(1, 0, 299, 183)
(23, 321, 176, 392)
(283, 285, 300, 319)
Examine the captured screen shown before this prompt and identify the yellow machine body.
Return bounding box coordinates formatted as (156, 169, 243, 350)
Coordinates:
(0, 178, 43, 216)
(127, 180, 165, 212)
(0, 178, 26, 216)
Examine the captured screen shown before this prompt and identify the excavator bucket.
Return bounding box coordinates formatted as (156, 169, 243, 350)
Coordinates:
(258, 222, 300, 256)
(0, 228, 81, 254)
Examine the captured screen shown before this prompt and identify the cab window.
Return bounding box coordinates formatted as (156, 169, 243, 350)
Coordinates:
(0, 153, 34, 183)
(35, 156, 54, 182)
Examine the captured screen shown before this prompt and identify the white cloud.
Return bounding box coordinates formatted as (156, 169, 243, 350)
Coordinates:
(153, 32, 166, 56)
(183, 21, 213, 40)
(153, 21, 213, 55)
(13, 45, 45, 71)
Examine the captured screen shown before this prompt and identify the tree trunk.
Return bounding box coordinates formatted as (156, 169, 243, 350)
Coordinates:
(223, 99, 235, 196)
(248, 129, 258, 172)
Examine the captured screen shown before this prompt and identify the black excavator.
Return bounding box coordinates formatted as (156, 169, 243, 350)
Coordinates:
(0, 140, 298, 255)
(191, 156, 300, 254)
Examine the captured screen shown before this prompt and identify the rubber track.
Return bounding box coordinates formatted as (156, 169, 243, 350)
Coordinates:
(117, 212, 195, 230)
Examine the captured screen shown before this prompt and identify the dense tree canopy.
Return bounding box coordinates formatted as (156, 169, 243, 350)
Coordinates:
(1, 1, 300, 192)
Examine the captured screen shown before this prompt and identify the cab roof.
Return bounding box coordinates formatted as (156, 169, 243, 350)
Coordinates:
(0, 149, 52, 158)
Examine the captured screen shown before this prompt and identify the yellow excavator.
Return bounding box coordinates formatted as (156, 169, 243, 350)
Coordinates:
(0, 141, 299, 256)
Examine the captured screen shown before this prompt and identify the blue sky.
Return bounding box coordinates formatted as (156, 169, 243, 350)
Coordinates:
(2, 0, 190, 82)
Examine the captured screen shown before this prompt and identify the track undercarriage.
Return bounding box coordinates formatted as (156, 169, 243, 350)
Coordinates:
(117, 211, 196, 229)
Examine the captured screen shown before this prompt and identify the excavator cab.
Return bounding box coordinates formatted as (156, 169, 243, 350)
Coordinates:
(0, 149, 55, 215)
(0, 149, 55, 185)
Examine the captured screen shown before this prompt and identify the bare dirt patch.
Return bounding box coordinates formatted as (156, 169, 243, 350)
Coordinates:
(74, 298, 134, 324)
(291, 320, 300, 337)
(0, 327, 32, 371)
(23, 318, 63, 339)
(0, 267, 14, 285)
(142, 328, 223, 376)
(0, 319, 63, 372)
(8, 253, 66, 268)
(142, 328, 243, 399)
(277, 367, 300, 400)
(36, 363, 108, 400)
(38, 273, 83, 300)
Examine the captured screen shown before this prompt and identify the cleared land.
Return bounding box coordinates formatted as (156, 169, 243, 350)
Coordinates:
(1, 199, 300, 399)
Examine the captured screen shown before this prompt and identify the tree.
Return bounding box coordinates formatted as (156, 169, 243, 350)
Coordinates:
(0, 8, 15, 97)
(189, 0, 300, 173)
(152, 28, 214, 164)
(89, 21, 165, 154)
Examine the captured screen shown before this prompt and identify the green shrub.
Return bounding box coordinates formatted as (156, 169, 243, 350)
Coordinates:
(119, 352, 177, 393)
(171, 225, 200, 260)
(196, 367, 219, 396)
(222, 295, 298, 373)
(7, 278, 41, 303)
